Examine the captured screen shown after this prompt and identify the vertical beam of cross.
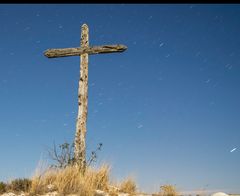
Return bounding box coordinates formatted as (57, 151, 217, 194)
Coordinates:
(74, 24, 89, 171)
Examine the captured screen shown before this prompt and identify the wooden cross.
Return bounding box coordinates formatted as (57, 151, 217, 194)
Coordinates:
(44, 24, 127, 171)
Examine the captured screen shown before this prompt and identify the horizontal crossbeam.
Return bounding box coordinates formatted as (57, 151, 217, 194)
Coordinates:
(44, 44, 127, 58)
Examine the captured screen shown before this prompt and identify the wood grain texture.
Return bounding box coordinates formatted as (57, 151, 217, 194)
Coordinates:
(44, 44, 127, 58)
(74, 24, 89, 172)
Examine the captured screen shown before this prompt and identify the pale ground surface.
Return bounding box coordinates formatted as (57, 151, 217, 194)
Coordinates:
(0, 182, 151, 196)
(2, 190, 237, 196)
(0, 190, 151, 196)
(211, 193, 229, 196)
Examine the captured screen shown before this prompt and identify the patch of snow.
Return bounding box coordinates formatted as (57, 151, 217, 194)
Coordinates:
(211, 192, 229, 196)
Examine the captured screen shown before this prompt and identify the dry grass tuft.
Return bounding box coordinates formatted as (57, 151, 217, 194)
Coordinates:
(8, 178, 32, 193)
(119, 177, 137, 195)
(29, 164, 110, 195)
(0, 182, 7, 194)
(29, 169, 57, 195)
(158, 184, 178, 196)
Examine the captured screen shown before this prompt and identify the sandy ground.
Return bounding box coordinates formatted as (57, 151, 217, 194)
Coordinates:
(0, 190, 150, 196)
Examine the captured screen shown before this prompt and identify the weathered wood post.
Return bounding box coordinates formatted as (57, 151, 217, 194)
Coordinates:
(44, 23, 127, 172)
(74, 24, 89, 172)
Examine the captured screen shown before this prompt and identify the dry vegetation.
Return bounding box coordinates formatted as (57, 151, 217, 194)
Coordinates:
(0, 164, 138, 196)
(29, 164, 110, 195)
(0, 178, 32, 194)
(152, 184, 178, 196)
(0, 142, 140, 195)
(0, 142, 177, 196)
(119, 178, 137, 194)
(0, 171, 181, 196)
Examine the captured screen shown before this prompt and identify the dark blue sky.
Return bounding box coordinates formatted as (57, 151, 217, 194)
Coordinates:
(0, 4, 240, 194)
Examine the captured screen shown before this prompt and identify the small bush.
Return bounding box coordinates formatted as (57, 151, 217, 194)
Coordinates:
(159, 184, 178, 196)
(119, 178, 137, 195)
(8, 178, 32, 193)
(0, 181, 7, 194)
(48, 141, 103, 169)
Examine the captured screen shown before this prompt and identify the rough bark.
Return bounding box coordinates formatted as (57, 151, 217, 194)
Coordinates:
(74, 23, 89, 172)
(44, 44, 127, 58)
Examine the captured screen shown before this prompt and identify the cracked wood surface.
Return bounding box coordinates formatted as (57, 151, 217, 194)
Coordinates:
(74, 24, 89, 171)
(44, 44, 127, 58)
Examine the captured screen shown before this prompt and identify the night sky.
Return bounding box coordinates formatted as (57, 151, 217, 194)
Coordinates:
(0, 4, 240, 194)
